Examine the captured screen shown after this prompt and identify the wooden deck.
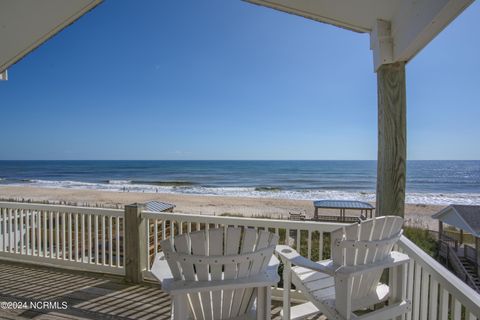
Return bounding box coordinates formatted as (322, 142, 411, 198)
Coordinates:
(0, 261, 324, 320)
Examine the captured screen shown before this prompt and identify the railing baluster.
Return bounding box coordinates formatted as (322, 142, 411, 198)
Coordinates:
(420, 268, 429, 319)
(154, 219, 158, 256)
(43, 210, 47, 257)
(429, 278, 438, 320)
(116, 216, 120, 267)
(412, 263, 421, 320)
(319, 232, 324, 260)
(62, 212, 66, 260)
(102, 215, 106, 265)
(406, 259, 414, 320)
(2, 208, 6, 252)
(285, 228, 290, 245)
(162, 220, 166, 240)
(88, 214, 92, 263)
(75, 213, 79, 262)
(82, 214, 85, 262)
(452, 298, 462, 320)
(439, 287, 449, 320)
(296, 229, 300, 252)
(68, 213, 72, 260)
(37, 210, 42, 256)
(307, 230, 312, 259)
(94, 215, 100, 264)
(32, 210, 36, 256)
(109, 216, 113, 266)
(49, 211, 54, 258)
(9, 209, 13, 253)
(26, 209, 30, 255)
(146, 219, 150, 270)
(56, 212, 60, 259)
(20, 209, 24, 254)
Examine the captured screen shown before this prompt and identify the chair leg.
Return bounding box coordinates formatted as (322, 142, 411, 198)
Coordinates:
(257, 287, 265, 320)
(283, 260, 292, 320)
(172, 294, 188, 319)
(257, 286, 272, 320)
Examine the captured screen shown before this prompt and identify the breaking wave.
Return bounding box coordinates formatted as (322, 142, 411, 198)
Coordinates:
(3, 178, 480, 205)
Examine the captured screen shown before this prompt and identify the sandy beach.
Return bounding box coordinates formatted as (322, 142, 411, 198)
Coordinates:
(0, 186, 442, 230)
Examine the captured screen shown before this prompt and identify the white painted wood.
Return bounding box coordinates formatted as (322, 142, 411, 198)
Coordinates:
(2, 202, 480, 319)
(428, 278, 438, 320)
(209, 228, 224, 320)
(153, 227, 278, 320)
(277, 216, 410, 320)
(246, 0, 474, 71)
(398, 236, 480, 317)
(370, 19, 393, 71)
(452, 298, 462, 320)
(420, 268, 429, 320)
(438, 287, 449, 320)
(222, 228, 242, 319)
(0, 69, 7, 80)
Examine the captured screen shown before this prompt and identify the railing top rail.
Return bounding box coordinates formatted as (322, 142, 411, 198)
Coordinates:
(399, 236, 480, 315)
(142, 210, 346, 232)
(0, 201, 124, 217)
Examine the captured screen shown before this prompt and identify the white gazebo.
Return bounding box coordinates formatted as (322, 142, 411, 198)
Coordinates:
(0, 0, 102, 80)
(246, 0, 474, 217)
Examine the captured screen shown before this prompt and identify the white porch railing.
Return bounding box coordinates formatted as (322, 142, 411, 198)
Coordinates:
(1, 201, 480, 319)
(0, 202, 124, 275)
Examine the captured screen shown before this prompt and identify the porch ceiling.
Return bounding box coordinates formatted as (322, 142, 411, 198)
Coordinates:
(0, 0, 102, 77)
(245, 0, 474, 71)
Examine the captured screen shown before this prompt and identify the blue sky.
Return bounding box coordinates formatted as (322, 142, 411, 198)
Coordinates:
(0, 0, 479, 160)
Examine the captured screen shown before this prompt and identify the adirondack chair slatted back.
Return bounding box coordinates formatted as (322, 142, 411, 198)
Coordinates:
(331, 216, 403, 302)
(161, 227, 278, 320)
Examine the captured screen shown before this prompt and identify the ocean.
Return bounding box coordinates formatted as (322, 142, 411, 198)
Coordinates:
(0, 160, 479, 205)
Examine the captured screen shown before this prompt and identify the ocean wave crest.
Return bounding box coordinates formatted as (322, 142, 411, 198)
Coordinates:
(3, 179, 480, 205)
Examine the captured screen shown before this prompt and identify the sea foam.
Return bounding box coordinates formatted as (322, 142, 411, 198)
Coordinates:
(5, 179, 480, 205)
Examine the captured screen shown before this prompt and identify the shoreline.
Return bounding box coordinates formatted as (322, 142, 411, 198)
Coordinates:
(0, 185, 443, 230)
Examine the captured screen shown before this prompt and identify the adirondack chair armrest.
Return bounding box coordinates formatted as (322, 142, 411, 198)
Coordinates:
(275, 245, 335, 276)
(335, 251, 409, 277)
(151, 252, 173, 284)
(162, 268, 280, 295)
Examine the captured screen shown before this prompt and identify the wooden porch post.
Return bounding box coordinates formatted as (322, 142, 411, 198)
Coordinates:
(376, 62, 407, 217)
(125, 203, 147, 283)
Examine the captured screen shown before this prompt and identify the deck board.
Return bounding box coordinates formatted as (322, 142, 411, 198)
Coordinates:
(0, 261, 325, 319)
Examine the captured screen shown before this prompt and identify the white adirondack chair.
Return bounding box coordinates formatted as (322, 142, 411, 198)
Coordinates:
(151, 227, 280, 320)
(277, 216, 411, 320)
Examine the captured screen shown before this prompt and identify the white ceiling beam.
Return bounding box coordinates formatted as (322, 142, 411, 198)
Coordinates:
(0, 0, 102, 77)
(370, 20, 393, 72)
(246, 0, 474, 72)
(0, 69, 7, 81)
(391, 0, 473, 63)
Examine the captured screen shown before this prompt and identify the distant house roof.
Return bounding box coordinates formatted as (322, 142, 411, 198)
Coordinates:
(432, 205, 480, 237)
(144, 201, 175, 212)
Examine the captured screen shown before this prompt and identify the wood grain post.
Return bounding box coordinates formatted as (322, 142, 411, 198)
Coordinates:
(125, 203, 146, 283)
(376, 62, 407, 217)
